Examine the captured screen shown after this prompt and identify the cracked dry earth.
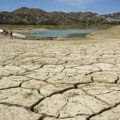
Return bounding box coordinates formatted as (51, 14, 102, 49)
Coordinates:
(0, 36, 120, 120)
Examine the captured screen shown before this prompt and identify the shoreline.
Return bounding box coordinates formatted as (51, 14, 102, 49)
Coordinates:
(1, 25, 119, 43)
(0, 24, 114, 40)
(0, 24, 114, 31)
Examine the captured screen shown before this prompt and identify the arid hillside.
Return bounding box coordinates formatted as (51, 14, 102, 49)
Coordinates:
(0, 7, 120, 26)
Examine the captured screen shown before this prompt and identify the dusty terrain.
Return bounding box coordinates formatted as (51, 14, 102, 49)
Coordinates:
(0, 26, 120, 120)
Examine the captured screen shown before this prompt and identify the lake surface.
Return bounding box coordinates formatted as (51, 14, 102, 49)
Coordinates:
(25, 29, 99, 39)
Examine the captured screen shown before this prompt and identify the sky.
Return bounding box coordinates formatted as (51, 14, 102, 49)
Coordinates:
(0, 0, 120, 14)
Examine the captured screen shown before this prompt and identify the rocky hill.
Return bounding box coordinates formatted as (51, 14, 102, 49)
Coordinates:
(0, 7, 120, 26)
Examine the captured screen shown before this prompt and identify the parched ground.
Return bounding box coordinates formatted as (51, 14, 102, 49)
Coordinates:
(0, 26, 120, 120)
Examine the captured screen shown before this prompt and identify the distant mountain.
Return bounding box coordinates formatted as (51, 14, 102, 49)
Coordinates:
(0, 7, 120, 26)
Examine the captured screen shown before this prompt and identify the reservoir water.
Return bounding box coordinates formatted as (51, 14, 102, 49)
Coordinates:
(25, 29, 98, 39)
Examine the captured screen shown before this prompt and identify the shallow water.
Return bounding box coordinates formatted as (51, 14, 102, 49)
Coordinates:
(25, 29, 99, 38)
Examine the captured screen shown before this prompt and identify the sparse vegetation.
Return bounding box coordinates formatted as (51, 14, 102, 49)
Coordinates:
(68, 92, 80, 97)
(24, 92, 34, 98)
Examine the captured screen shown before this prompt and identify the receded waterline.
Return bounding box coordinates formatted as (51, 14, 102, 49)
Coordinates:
(24, 29, 99, 39)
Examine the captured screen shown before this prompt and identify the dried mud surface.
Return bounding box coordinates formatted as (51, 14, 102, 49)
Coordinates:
(0, 28, 120, 120)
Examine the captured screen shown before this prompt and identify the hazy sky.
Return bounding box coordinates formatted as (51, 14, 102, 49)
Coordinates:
(0, 0, 120, 14)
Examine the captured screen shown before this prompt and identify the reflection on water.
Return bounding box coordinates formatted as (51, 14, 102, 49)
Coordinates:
(25, 29, 99, 38)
